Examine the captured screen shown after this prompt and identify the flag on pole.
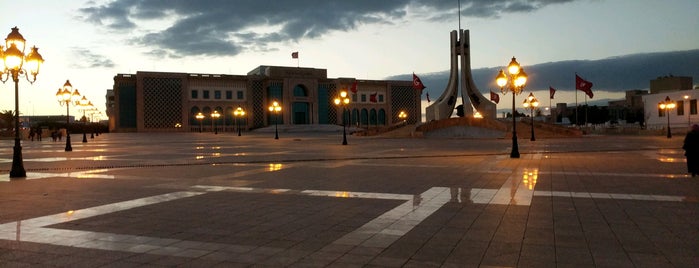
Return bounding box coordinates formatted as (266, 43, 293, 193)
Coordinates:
(575, 74, 594, 98)
(549, 86, 556, 99)
(291, 52, 298, 59)
(490, 91, 500, 104)
(350, 81, 358, 93)
(412, 73, 426, 90)
(426, 91, 430, 103)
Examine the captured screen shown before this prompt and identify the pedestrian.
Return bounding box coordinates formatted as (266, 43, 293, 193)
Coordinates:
(28, 127, 35, 141)
(36, 127, 42, 141)
(682, 124, 699, 177)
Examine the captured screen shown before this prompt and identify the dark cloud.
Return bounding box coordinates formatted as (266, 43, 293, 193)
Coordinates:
(387, 49, 699, 100)
(79, 0, 580, 58)
(70, 48, 116, 68)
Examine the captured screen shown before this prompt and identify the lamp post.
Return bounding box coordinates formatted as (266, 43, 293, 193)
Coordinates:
(234, 107, 245, 136)
(1, 27, 44, 178)
(684, 95, 691, 127)
(55, 80, 81, 151)
(211, 110, 221, 134)
(496, 57, 528, 158)
(398, 111, 407, 122)
(195, 112, 205, 132)
(268, 100, 282, 139)
(658, 96, 676, 138)
(334, 90, 350, 145)
(522, 92, 539, 141)
(77, 97, 90, 143)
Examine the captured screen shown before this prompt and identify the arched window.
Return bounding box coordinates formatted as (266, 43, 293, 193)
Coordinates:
(378, 109, 386, 125)
(361, 109, 369, 127)
(370, 109, 377, 126)
(293, 85, 307, 97)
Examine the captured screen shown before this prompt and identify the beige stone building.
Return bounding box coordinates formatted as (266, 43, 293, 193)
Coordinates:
(109, 66, 421, 132)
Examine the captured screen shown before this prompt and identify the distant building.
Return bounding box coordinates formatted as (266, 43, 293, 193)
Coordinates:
(643, 76, 696, 130)
(649, 75, 693, 94)
(110, 66, 421, 132)
(608, 90, 647, 124)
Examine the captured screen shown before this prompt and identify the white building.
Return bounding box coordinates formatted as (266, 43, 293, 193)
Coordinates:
(643, 89, 698, 131)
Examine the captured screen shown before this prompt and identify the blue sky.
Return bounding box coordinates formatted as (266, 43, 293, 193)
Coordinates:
(1, 0, 698, 119)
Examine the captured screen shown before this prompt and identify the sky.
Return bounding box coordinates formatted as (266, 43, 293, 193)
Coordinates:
(1, 0, 698, 121)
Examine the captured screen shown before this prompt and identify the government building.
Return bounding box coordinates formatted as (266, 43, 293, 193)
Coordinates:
(108, 66, 421, 133)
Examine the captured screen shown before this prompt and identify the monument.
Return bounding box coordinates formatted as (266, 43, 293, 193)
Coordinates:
(425, 29, 496, 121)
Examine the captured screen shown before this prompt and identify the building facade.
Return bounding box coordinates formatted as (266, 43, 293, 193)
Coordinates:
(643, 76, 697, 131)
(110, 66, 421, 132)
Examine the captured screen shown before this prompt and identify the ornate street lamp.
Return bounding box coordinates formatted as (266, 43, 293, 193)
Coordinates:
(496, 57, 528, 158)
(195, 112, 205, 132)
(1, 27, 44, 178)
(211, 110, 221, 134)
(268, 100, 282, 139)
(334, 90, 350, 145)
(522, 92, 539, 141)
(55, 80, 81, 151)
(684, 95, 691, 127)
(658, 96, 676, 138)
(233, 107, 245, 136)
(77, 96, 91, 143)
(398, 111, 407, 122)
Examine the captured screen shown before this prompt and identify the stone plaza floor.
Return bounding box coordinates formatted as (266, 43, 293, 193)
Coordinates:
(0, 131, 697, 267)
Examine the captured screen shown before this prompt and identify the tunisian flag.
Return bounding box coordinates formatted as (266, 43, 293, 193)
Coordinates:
(412, 73, 426, 90)
(291, 52, 298, 59)
(549, 86, 556, 99)
(490, 91, 500, 104)
(350, 81, 358, 93)
(575, 74, 594, 98)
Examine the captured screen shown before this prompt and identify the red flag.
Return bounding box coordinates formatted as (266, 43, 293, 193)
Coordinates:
(350, 81, 358, 93)
(291, 52, 298, 59)
(575, 74, 593, 98)
(370, 92, 378, 103)
(549, 86, 556, 99)
(490, 91, 500, 104)
(412, 73, 426, 90)
(426, 91, 430, 103)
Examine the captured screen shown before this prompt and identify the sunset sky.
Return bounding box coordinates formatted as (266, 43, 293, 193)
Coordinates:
(1, 0, 697, 120)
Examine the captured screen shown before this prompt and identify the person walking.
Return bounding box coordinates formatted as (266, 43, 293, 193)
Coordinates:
(683, 124, 699, 177)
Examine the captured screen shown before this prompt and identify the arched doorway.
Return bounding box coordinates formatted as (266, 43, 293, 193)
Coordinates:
(292, 84, 310, 124)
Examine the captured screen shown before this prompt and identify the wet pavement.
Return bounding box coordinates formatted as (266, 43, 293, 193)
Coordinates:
(0, 131, 697, 267)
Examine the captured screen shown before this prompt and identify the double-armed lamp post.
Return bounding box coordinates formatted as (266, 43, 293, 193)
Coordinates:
(195, 112, 205, 132)
(334, 90, 350, 145)
(211, 110, 221, 134)
(496, 57, 528, 158)
(269, 100, 282, 139)
(658, 96, 676, 139)
(0, 27, 44, 178)
(234, 107, 245, 136)
(56, 80, 81, 151)
(522, 92, 539, 141)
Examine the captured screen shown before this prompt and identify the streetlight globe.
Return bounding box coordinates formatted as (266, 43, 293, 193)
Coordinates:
(340, 90, 347, 98)
(3, 44, 23, 70)
(5, 27, 26, 52)
(496, 70, 507, 88)
(514, 69, 527, 88)
(334, 98, 340, 105)
(507, 57, 520, 75)
(24, 46, 43, 77)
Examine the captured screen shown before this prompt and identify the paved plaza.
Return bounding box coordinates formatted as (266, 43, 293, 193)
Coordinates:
(0, 130, 697, 267)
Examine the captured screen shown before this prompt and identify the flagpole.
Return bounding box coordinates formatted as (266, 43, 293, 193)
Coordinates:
(575, 89, 578, 126)
(585, 95, 588, 126)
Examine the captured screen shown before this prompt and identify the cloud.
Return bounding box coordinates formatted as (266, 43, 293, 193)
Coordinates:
(387, 49, 699, 97)
(79, 0, 581, 58)
(70, 48, 116, 69)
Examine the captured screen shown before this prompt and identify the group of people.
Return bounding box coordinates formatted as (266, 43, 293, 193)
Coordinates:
(27, 127, 64, 142)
